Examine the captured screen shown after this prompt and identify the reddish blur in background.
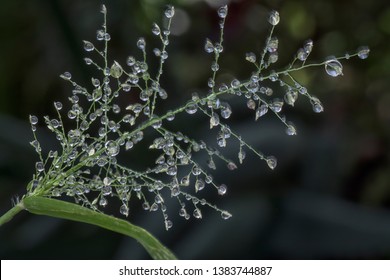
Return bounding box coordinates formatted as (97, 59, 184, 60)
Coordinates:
(1, 0, 389, 259)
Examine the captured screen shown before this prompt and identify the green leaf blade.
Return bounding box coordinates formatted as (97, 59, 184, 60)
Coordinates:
(23, 196, 176, 260)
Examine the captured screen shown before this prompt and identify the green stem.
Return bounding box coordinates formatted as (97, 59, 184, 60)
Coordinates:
(22, 196, 176, 260)
(0, 201, 25, 227)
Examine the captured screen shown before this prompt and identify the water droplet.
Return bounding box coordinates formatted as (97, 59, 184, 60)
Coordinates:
(245, 52, 256, 63)
(195, 178, 205, 192)
(297, 48, 307, 61)
(357, 46, 370, 59)
(255, 104, 268, 120)
(304, 39, 313, 54)
(105, 140, 119, 157)
(325, 57, 343, 77)
(220, 103, 232, 119)
(217, 5, 228, 19)
(227, 161, 237, 170)
(100, 4, 107, 14)
(99, 197, 107, 207)
(246, 99, 256, 110)
(231, 79, 241, 89)
(286, 123, 297, 136)
(120, 204, 129, 216)
(84, 57, 93, 65)
(204, 38, 214, 53)
(267, 37, 278, 52)
(54, 101, 63, 111)
(284, 90, 298, 106)
(152, 23, 161, 36)
(211, 61, 219, 72)
(60, 72, 72, 80)
(218, 184, 227, 195)
(268, 10, 280, 26)
(268, 51, 279, 64)
(137, 38, 146, 50)
(266, 156, 277, 170)
(185, 102, 198, 114)
(221, 211, 232, 220)
(311, 97, 324, 113)
(238, 149, 246, 164)
(193, 208, 202, 219)
(29, 115, 38, 125)
(165, 220, 173, 230)
(171, 186, 180, 196)
(269, 99, 283, 113)
(165, 5, 175, 18)
(110, 61, 123, 78)
(126, 56, 136, 66)
(83, 40, 94, 52)
(142, 202, 150, 210)
(35, 161, 44, 172)
(96, 29, 105, 41)
(102, 185, 112, 196)
(167, 166, 177, 176)
(214, 43, 223, 53)
(210, 113, 220, 129)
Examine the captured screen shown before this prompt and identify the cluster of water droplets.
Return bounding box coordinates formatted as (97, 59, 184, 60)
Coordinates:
(27, 4, 368, 231)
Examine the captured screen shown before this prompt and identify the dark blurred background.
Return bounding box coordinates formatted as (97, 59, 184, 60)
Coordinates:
(1, 0, 390, 259)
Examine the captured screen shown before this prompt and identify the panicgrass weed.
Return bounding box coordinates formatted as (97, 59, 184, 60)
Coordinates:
(0, 4, 369, 257)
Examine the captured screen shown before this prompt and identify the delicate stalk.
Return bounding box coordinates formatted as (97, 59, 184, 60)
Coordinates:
(0, 202, 25, 227)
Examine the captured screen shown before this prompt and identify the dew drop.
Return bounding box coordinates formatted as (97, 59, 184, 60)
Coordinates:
(110, 61, 123, 79)
(120, 204, 129, 217)
(286, 123, 297, 136)
(204, 38, 214, 53)
(217, 5, 228, 19)
(297, 48, 307, 61)
(84, 57, 93, 65)
(83, 40, 94, 52)
(255, 104, 268, 120)
(105, 140, 119, 157)
(195, 178, 205, 192)
(269, 99, 283, 113)
(137, 37, 146, 50)
(268, 10, 280, 26)
(171, 186, 180, 197)
(102, 185, 112, 196)
(357, 46, 370, 59)
(209, 113, 220, 129)
(211, 61, 219, 72)
(227, 161, 237, 170)
(245, 52, 256, 63)
(126, 56, 136, 66)
(325, 57, 343, 77)
(266, 156, 277, 170)
(60, 72, 72, 80)
(99, 197, 107, 207)
(238, 149, 246, 164)
(284, 90, 298, 106)
(54, 101, 63, 110)
(185, 102, 198, 114)
(152, 23, 161, 36)
(218, 184, 227, 195)
(267, 37, 279, 52)
(35, 161, 44, 172)
(193, 208, 202, 219)
(304, 39, 313, 54)
(165, 5, 175, 18)
(165, 220, 173, 230)
(96, 29, 105, 41)
(220, 103, 232, 119)
(221, 211, 232, 220)
(142, 202, 150, 211)
(30, 115, 38, 125)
